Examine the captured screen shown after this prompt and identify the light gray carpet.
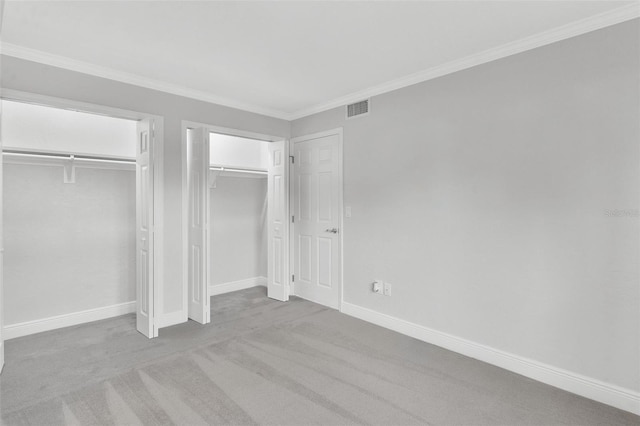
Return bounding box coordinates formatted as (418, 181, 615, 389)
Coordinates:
(1, 287, 638, 425)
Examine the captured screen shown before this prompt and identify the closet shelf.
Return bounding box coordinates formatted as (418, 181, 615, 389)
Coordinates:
(208, 166, 267, 188)
(3, 149, 135, 164)
(209, 166, 267, 175)
(3, 150, 136, 183)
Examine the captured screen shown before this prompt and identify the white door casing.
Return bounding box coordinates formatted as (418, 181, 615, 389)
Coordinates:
(136, 119, 156, 338)
(267, 140, 290, 301)
(187, 128, 210, 324)
(292, 132, 342, 309)
(0, 98, 4, 371)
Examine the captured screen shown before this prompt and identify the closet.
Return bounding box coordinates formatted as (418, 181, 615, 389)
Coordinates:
(207, 133, 269, 296)
(1, 100, 138, 339)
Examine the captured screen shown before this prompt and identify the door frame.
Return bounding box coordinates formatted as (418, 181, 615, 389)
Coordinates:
(180, 120, 288, 314)
(0, 89, 165, 337)
(289, 128, 344, 311)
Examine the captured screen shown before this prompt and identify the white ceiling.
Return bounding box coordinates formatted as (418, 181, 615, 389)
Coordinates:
(1, 1, 638, 120)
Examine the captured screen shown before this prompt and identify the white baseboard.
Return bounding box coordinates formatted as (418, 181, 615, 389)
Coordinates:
(341, 302, 640, 416)
(209, 276, 267, 296)
(155, 277, 266, 330)
(156, 310, 187, 329)
(3, 301, 136, 340)
(155, 277, 266, 331)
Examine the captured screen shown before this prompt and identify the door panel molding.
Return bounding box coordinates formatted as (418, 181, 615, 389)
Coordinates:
(186, 128, 210, 324)
(136, 118, 155, 337)
(267, 140, 290, 301)
(290, 128, 344, 311)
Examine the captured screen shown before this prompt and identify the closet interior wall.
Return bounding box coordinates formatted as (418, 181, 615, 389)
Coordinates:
(208, 134, 268, 294)
(1, 100, 137, 337)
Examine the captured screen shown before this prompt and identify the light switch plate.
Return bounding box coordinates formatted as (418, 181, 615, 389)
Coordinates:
(383, 282, 392, 296)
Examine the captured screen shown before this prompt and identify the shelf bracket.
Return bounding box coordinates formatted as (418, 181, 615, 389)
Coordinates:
(208, 167, 224, 189)
(63, 155, 76, 184)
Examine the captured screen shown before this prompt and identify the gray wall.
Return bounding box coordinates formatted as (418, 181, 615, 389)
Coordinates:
(292, 20, 640, 392)
(0, 56, 290, 321)
(3, 164, 135, 324)
(209, 176, 267, 286)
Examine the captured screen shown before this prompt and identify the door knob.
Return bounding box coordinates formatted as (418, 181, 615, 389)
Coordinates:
(325, 228, 339, 234)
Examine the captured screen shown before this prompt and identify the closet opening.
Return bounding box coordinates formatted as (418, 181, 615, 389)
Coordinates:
(208, 133, 269, 296)
(183, 124, 289, 324)
(0, 99, 157, 352)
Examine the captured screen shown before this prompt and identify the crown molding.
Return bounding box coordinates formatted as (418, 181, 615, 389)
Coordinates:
(1, 3, 637, 122)
(0, 43, 292, 120)
(288, 3, 640, 120)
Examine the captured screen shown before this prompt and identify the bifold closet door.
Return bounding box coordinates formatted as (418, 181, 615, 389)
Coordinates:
(187, 128, 210, 324)
(0, 104, 4, 370)
(267, 140, 290, 302)
(136, 119, 157, 338)
(0, 0, 3, 373)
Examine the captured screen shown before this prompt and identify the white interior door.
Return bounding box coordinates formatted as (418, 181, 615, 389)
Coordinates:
(293, 133, 342, 309)
(267, 140, 290, 301)
(187, 128, 210, 324)
(0, 99, 4, 371)
(136, 119, 156, 338)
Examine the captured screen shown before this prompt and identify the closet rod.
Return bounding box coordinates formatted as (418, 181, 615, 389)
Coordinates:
(3, 149, 136, 164)
(209, 166, 267, 175)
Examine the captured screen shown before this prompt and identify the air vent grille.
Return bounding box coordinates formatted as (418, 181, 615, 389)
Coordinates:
(346, 99, 369, 119)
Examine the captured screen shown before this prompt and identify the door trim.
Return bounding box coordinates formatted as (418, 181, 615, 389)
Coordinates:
(0, 89, 165, 337)
(289, 128, 344, 311)
(181, 120, 287, 318)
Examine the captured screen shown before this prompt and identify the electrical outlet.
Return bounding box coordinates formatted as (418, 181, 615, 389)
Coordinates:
(372, 281, 382, 294)
(383, 282, 392, 296)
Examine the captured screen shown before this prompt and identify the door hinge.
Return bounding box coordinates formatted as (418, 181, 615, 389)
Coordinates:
(292, 274, 295, 282)
(290, 155, 295, 164)
(292, 215, 295, 223)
